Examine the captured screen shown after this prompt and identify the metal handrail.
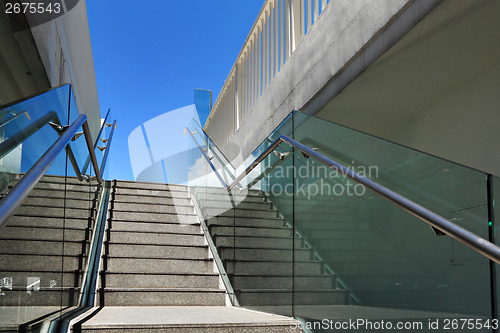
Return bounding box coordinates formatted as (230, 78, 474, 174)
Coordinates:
(187, 128, 500, 264)
(99, 120, 116, 177)
(0, 114, 87, 228)
(81, 108, 110, 175)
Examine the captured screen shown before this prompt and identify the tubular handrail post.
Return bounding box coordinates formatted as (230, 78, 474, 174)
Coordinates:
(187, 127, 500, 265)
(81, 109, 110, 176)
(99, 120, 116, 177)
(0, 114, 87, 229)
(82, 121, 102, 183)
(186, 127, 229, 190)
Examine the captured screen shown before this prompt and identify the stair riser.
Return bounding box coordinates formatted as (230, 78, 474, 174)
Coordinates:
(112, 203, 193, 215)
(29, 189, 97, 200)
(219, 248, 312, 261)
(108, 232, 204, 247)
(0, 290, 79, 306)
(5, 216, 91, 229)
(15, 207, 94, 219)
(211, 227, 292, 238)
(226, 262, 322, 275)
(110, 221, 200, 234)
(199, 201, 272, 211)
(25, 197, 96, 209)
(38, 175, 97, 185)
(0, 227, 87, 242)
(0, 271, 82, 288)
(115, 182, 187, 192)
(214, 237, 303, 249)
(238, 291, 347, 306)
(103, 274, 219, 289)
(106, 244, 209, 259)
(114, 188, 188, 198)
(206, 209, 277, 219)
(207, 217, 285, 228)
(111, 212, 197, 224)
(0, 240, 86, 256)
(113, 195, 192, 206)
(0, 255, 81, 271)
(232, 276, 336, 289)
(32, 182, 98, 192)
(192, 187, 263, 196)
(106, 258, 213, 274)
(98, 291, 225, 306)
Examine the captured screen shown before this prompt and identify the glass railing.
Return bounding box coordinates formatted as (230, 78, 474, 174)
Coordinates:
(188, 110, 498, 331)
(0, 85, 114, 332)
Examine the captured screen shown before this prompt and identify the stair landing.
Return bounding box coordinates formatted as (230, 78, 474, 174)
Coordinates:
(77, 306, 299, 333)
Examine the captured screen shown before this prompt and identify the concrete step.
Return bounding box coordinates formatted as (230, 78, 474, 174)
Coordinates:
(112, 202, 194, 215)
(1, 270, 83, 288)
(114, 181, 187, 192)
(194, 192, 268, 203)
(207, 216, 285, 228)
(24, 197, 97, 209)
(108, 230, 204, 246)
(110, 221, 200, 234)
(192, 187, 263, 196)
(98, 288, 226, 306)
(30, 181, 98, 193)
(112, 187, 190, 198)
(199, 200, 273, 211)
(111, 211, 198, 224)
(219, 247, 312, 261)
(205, 208, 278, 219)
(210, 225, 292, 238)
(39, 175, 96, 185)
(0, 239, 87, 256)
(225, 260, 322, 275)
(102, 272, 219, 289)
(0, 287, 79, 306)
(113, 194, 192, 206)
(0, 254, 81, 271)
(28, 188, 98, 200)
(302, 229, 378, 242)
(237, 289, 348, 306)
(232, 275, 336, 289)
(78, 306, 299, 333)
(0, 226, 88, 242)
(105, 257, 214, 274)
(5, 216, 92, 230)
(106, 243, 209, 260)
(316, 238, 395, 251)
(213, 235, 303, 249)
(15, 206, 95, 219)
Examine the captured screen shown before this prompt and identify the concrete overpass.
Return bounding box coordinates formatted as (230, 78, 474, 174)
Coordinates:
(205, 0, 500, 177)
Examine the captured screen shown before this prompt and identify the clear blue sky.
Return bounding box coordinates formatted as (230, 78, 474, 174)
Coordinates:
(86, 1, 263, 181)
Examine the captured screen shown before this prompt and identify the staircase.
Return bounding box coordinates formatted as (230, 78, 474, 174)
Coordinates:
(194, 187, 350, 316)
(77, 180, 300, 333)
(0, 175, 99, 332)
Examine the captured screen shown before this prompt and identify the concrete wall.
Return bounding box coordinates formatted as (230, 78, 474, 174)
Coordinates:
(20, 0, 101, 137)
(218, 0, 442, 166)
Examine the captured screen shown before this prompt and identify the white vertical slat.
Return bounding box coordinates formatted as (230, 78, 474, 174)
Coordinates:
(321, 0, 326, 11)
(270, 1, 275, 79)
(285, 0, 291, 60)
(273, 0, 278, 75)
(263, 14, 268, 90)
(278, 0, 283, 70)
(257, 24, 262, 98)
(307, 0, 312, 31)
(300, 0, 305, 38)
(314, 0, 319, 21)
